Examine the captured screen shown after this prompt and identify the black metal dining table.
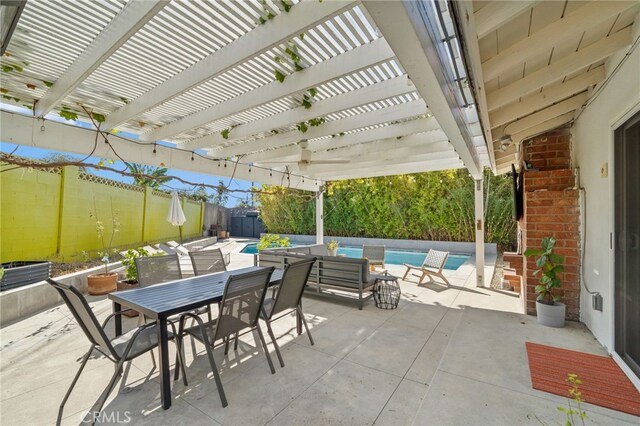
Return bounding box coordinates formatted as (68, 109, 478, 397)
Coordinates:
(108, 266, 286, 410)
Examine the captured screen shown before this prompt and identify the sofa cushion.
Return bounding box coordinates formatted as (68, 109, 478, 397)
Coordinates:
(317, 256, 373, 288)
(309, 244, 329, 256)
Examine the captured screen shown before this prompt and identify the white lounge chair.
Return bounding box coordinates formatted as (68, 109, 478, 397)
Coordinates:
(402, 249, 450, 285)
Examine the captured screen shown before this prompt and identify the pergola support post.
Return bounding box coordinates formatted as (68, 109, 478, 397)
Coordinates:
(475, 179, 485, 287)
(316, 190, 324, 245)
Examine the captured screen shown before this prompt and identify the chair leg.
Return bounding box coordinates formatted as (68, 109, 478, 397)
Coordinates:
(85, 357, 127, 425)
(150, 348, 157, 370)
(402, 267, 410, 280)
(233, 332, 239, 351)
(418, 272, 428, 285)
(197, 328, 227, 407)
(264, 320, 284, 367)
(438, 273, 451, 286)
(57, 345, 94, 426)
(254, 326, 276, 374)
(297, 306, 315, 346)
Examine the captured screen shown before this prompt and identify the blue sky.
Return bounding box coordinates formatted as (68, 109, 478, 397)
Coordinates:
(1, 106, 255, 207)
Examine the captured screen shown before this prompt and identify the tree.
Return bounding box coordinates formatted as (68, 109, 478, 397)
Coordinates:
(179, 186, 209, 202)
(211, 180, 229, 206)
(124, 163, 172, 188)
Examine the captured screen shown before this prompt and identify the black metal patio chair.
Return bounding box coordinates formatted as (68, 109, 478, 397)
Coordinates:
(47, 279, 185, 426)
(260, 257, 316, 367)
(174, 267, 276, 407)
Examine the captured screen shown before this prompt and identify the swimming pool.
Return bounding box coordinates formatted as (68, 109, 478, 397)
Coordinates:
(240, 244, 469, 270)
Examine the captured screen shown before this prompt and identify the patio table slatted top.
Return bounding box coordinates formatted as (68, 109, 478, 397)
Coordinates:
(109, 267, 283, 319)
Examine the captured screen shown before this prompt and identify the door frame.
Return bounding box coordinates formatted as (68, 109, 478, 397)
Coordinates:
(609, 101, 640, 390)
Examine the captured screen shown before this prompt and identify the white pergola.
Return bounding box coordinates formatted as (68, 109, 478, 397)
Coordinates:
(7, 0, 632, 287)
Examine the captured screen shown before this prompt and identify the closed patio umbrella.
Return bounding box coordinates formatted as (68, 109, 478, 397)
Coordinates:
(167, 191, 186, 242)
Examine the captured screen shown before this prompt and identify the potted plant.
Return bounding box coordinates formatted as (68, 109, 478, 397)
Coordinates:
(86, 201, 120, 295)
(116, 248, 151, 317)
(524, 236, 566, 328)
(326, 239, 340, 257)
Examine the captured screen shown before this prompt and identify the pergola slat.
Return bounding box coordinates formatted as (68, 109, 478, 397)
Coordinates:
(102, 0, 357, 130)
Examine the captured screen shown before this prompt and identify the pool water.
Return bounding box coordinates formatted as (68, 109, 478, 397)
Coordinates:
(241, 244, 469, 270)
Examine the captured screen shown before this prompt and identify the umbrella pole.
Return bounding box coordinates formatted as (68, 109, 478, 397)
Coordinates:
(179, 225, 183, 244)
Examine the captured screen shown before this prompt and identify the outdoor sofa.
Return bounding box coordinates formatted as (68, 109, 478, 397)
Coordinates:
(255, 245, 376, 309)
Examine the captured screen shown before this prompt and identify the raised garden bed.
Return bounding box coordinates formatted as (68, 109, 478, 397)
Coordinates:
(1, 261, 52, 291)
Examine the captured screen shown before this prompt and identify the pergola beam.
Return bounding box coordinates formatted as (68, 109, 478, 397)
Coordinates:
(451, 1, 497, 173)
(103, 0, 357, 130)
(262, 139, 452, 168)
(0, 111, 319, 191)
(243, 117, 440, 163)
(487, 27, 632, 111)
(34, 1, 169, 117)
(310, 158, 464, 180)
(293, 149, 458, 174)
(489, 67, 603, 128)
(143, 38, 394, 142)
(482, 1, 634, 81)
(475, 0, 540, 39)
(211, 99, 427, 158)
(180, 75, 414, 151)
(362, 0, 483, 179)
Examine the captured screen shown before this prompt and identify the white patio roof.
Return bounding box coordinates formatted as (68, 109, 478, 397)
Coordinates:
(454, 0, 639, 174)
(0, 0, 491, 190)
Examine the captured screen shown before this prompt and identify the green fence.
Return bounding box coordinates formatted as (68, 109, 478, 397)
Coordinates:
(0, 166, 204, 262)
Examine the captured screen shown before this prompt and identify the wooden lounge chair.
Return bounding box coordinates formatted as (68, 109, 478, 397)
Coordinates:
(402, 249, 450, 285)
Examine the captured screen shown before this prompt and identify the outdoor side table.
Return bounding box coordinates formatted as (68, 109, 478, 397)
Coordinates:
(373, 274, 401, 309)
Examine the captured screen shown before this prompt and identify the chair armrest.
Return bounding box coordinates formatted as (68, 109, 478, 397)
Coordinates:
(101, 309, 134, 329)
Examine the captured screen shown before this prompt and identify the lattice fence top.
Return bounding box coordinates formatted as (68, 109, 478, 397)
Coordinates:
(151, 190, 173, 198)
(79, 172, 144, 192)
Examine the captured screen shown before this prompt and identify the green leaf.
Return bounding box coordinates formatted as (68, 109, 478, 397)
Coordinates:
(270, 129, 279, 135)
(258, 16, 266, 25)
(12, 97, 20, 102)
(23, 104, 33, 110)
(59, 109, 78, 121)
(536, 255, 547, 268)
(534, 285, 547, 295)
(308, 87, 317, 98)
(0, 88, 7, 94)
(92, 112, 106, 123)
(13, 65, 23, 72)
(294, 63, 304, 72)
(523, 248, 543, 257)
(43, 80, 54, 88)
(279, 0, 292, 12)
(274, 56, 284, 64)
(274, 69, 286, 83)
(296, 122, 308, 133)
(119, 97, 129, 104)
(550, 253, 565, 264)
(299, 32, 305, 40)
(221, 129, 230, 139)
(301, 99, 312, 109)
(2, 65, 14, 72)
(267, 11, 275, 20)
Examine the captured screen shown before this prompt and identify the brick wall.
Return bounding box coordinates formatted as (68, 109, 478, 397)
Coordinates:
(518, 129, 581, 320)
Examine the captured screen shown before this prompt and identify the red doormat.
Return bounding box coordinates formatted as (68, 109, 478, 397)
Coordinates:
(525, 342, 640, 417)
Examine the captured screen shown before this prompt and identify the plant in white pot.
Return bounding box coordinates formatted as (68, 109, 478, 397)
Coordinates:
(326, 239, 339, 257)
(524, 236, 566, 328)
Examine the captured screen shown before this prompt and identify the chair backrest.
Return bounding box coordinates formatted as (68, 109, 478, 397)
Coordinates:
(363, 245, 385, 264)
(189, 248, 227, 275)
(422, 250, 449, 271)
(47, 279, 115, 357)
(135, 254, 182, 288)
(214, 267, 274, 342)
(268, 257, 316, 319)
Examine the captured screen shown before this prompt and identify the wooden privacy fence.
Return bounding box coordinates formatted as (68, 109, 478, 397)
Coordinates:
(0, 166, 204, 262)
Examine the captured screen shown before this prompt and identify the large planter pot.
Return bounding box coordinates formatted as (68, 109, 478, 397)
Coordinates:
(536, 300, 566, 328)
(87, 273, 117, 295)
(327, 248, 338, 256)
(116, 280, 139, 317)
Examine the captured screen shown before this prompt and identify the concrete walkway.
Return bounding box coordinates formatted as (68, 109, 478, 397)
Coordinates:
(1, 246, 637, 425)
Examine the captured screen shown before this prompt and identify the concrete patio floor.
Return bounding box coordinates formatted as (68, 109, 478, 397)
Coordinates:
(1, 249, 638, 425)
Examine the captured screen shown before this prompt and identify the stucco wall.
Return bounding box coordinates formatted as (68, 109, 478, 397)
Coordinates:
(572, 38, 640, 351)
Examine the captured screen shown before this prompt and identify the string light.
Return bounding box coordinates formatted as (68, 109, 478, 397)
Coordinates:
(191, 152, 194, 161)
(153, 143, 156, 154)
